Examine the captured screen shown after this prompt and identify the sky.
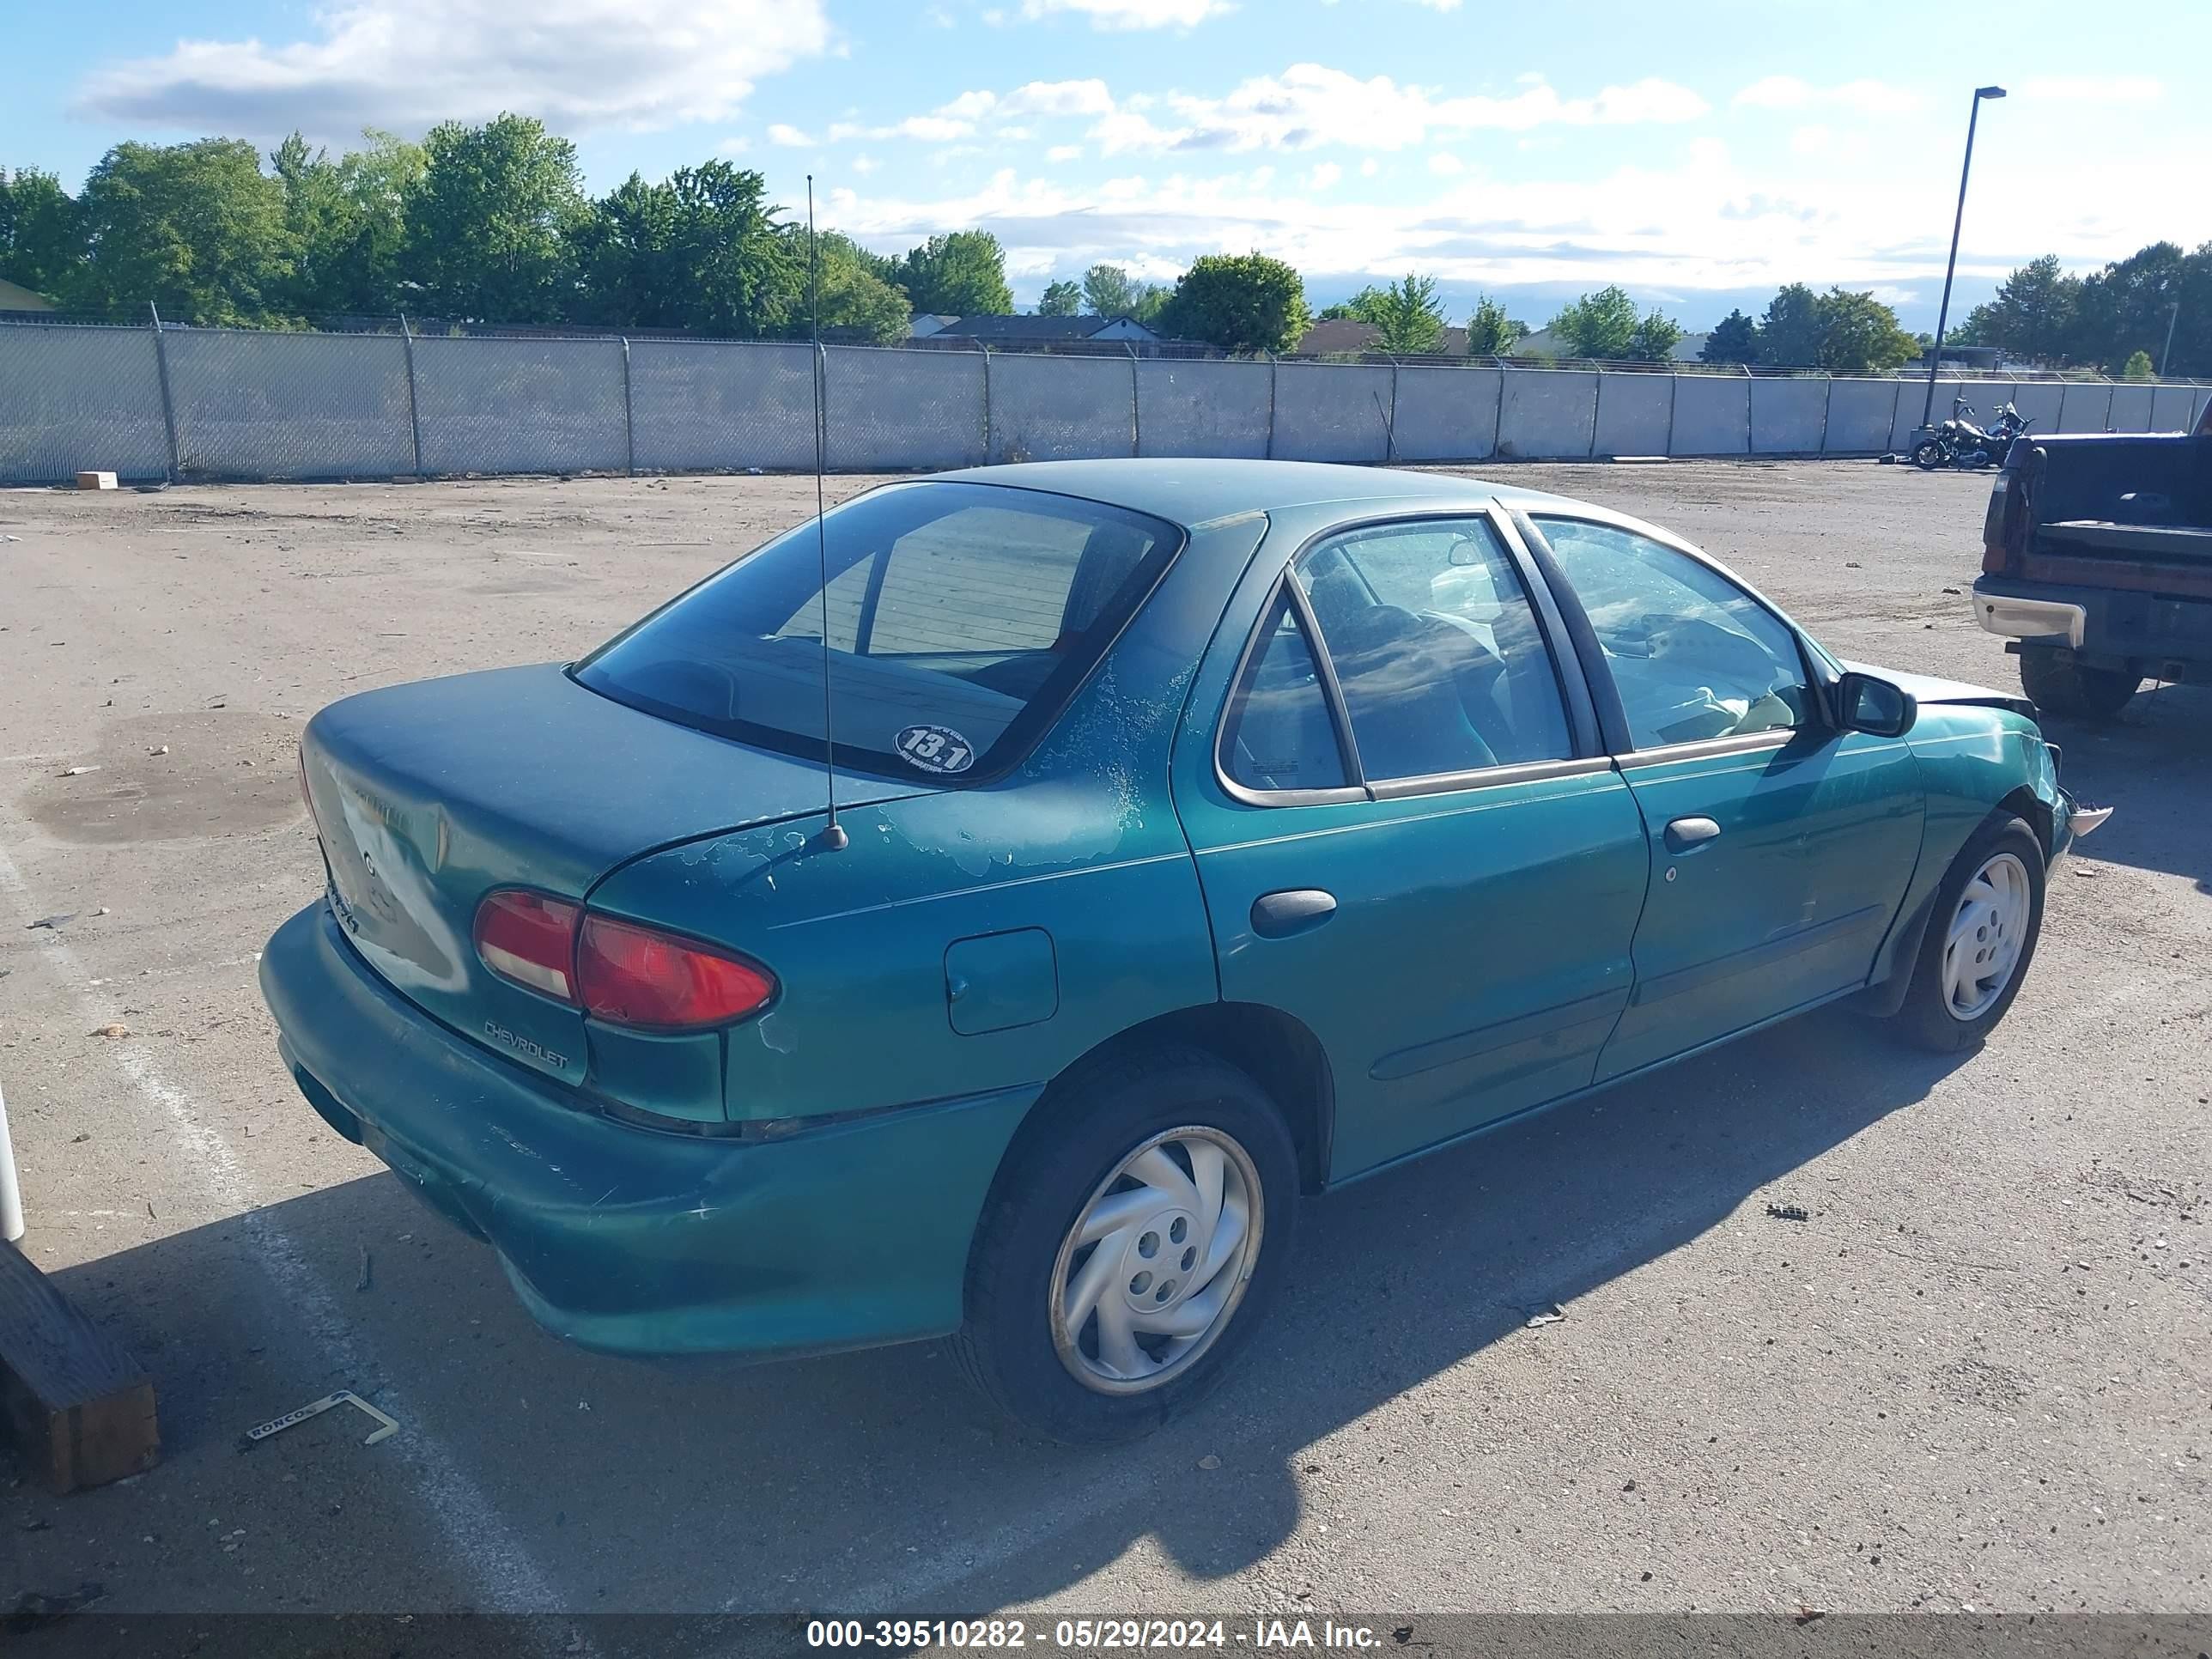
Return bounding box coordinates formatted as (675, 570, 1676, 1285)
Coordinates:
(4, 0, 2204, 330)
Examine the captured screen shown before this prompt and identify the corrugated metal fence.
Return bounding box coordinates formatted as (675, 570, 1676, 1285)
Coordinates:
(2, 319, 2207, 485)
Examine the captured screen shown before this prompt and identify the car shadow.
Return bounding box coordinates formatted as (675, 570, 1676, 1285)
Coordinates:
(42, 1001, 1971, 1613)
(2032, 678, 2212, 893)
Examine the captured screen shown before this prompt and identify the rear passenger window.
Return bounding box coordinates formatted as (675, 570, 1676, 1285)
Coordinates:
(1298, 519, 1575, 782)
(1221, 592, 1351, 793)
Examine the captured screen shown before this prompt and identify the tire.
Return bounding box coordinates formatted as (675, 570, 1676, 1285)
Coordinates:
(1911, 439, 1947, 471)
(1889, 814, 2046, 1054)
(2016, 646, 2141, 721)
(950, 1045, 1298, 1444)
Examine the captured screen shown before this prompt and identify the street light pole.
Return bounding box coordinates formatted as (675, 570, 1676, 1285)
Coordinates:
(1923, 84, 2006, 430)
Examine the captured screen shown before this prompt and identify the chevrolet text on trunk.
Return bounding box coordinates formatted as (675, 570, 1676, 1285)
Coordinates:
(263, 459, 2104, 1443)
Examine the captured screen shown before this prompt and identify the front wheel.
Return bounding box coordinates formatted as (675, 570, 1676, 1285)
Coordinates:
(1911, 438, 1947, 470)
(1889, 814, 2046, 1053)
(950, 1047, 1298, 1443)
(2016, 646, 2141, 720)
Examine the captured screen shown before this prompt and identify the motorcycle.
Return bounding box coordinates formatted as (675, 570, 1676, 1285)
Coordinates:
(1909, 398, 2030, 471)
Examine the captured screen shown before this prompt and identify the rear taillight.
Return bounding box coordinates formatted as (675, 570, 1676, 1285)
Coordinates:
(471, 889, 775, 1030)
(474, 890, 582, 1000)
(577, 915, 775, 1030)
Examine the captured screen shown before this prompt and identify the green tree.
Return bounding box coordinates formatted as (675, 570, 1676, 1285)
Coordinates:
(660, 161, 793, 336)
(897, 230, 1012, 316)
(1037, 278, 1080, 316)
(267, 130, 424, 317)
(1811, 286, 1917, 373)
(1629, 309, 1685, 362)
(1321, 284, 1385, 324)
(1081, 263, 1136, 315)
(569, 171, 678, 327)
(1364, 272, 1447, 353)
(1547, 285, 1641, 359)
(402, 114, 586, 322)
(1699, 307, 1759, 364)
(2122, 349, 2154, 380)
(1158, 252, 1310, 355)
(1755, 283, 1824, 366)
(0, 167, 82, 301)
(1961, 253, 2081, 365)
(808, 230, 910, 343)
(1464, 295, 1521, 356)
(2074, 240, 2185, 374)
(1081, 262, 1170, 322)
(72, 139, 295, 324)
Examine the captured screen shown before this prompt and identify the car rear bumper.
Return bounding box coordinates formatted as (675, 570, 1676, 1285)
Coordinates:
(1972, 575, 2212, 674)
(260, 903, 1036, 1361)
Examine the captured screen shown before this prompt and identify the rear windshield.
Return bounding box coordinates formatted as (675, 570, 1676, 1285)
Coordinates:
(574, 482, 1181, 783)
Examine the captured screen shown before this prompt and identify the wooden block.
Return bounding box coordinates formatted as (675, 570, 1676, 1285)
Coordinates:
(0, 1240, 159, 1493)
(74, 471, 118, 490)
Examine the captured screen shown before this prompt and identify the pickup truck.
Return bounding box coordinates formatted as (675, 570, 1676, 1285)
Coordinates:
(1972, 396, 2212, 718)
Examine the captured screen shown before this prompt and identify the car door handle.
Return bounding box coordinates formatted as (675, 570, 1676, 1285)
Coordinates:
(1251, 889, 1336, 939)
(1664, 816, 1722, 852)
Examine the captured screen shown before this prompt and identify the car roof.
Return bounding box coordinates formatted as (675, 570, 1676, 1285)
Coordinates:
(927, 458, 1596, 529)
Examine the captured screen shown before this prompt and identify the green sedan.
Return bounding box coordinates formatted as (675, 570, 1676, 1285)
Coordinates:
(261, 460, 2104, 1443)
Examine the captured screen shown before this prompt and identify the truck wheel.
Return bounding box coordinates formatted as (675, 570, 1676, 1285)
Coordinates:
(1889, 813, 2045, 1054)
(951, 1047, 1298, 1444)
(2016, 647, 2140, 720)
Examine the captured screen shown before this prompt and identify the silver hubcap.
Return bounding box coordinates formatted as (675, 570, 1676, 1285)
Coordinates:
(1049, 1126, 1263, 1395)
(1942, 850, 2031, 1021)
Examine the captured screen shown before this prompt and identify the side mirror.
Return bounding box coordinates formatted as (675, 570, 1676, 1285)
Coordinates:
(1836, 672, 1917, 738)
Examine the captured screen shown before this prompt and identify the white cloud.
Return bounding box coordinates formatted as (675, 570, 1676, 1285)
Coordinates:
(1360, 158, 1380, 177)
(1428, 151, 1464, 175)
(1003, 78, 1116, 116)
(768, 123, 816, 147)
(76, 0, 830, 133)
(938, 89, 1000, 118)
(810, 130, 2199, 302)
(1047, 144, 1084, 162)
(1306, 161, 1342, 191)
(1019, 0, 1231, 26)
(851, 154, 879, 174)
(1407, 0, 1462, 8)
(716, 135, 751, 155)
(1089, 65, 1708, 154)
(1733, 76, 1924, 115)
(827, 114, 975, 142)
(1788, 125, 1870, 162)
(2016, 76, 2163, 103)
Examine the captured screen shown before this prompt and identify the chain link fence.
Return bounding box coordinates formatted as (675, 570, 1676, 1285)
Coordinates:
(3, 317, 2209, 487)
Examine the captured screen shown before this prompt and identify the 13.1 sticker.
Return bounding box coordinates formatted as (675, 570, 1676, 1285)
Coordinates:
(895, 724, 976, 775)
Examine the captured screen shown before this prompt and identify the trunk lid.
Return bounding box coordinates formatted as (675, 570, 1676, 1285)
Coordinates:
(301, 662, 933, 1085)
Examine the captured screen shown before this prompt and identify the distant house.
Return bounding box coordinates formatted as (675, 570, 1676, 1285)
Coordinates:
(1297, 319, 1469, 356)
(907, 314, 959, 339)
(1916, 343, 2002, 372)
(1509, 326, 1712, 364)
(919, 313, 1160, 344)
(0, 277, 55, 314)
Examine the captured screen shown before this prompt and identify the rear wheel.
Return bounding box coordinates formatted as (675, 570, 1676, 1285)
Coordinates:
(951, 1047, 1297, 1443)
(2017, 646, 2141, 720)
(1889, 814, 2045, 1053)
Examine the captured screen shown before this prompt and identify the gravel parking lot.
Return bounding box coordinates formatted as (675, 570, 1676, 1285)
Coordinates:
(1, 460, 2207, 1622)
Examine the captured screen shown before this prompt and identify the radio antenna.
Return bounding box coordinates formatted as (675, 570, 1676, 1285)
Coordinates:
(806, 173, 847, 852)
